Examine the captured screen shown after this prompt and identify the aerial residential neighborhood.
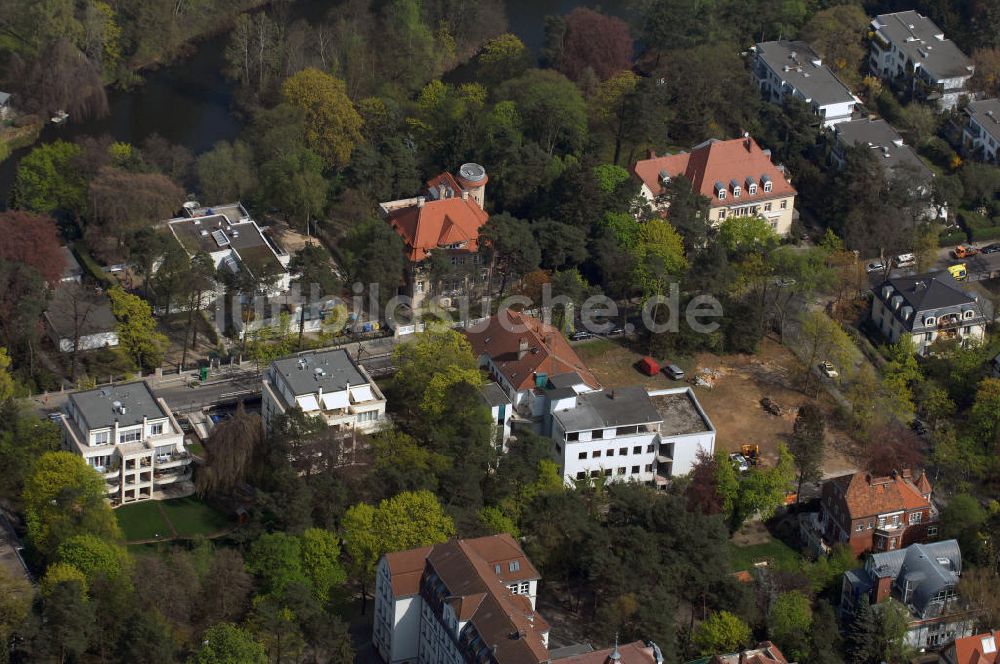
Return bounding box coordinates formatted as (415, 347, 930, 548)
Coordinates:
(0, 0, 999, 663)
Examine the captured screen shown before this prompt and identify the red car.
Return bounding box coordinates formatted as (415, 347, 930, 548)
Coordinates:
(638, 357, 660, 376)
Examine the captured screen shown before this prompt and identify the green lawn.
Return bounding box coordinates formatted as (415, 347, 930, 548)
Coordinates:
(160, 496, 229, 536)
(116, 497, 229, 542)
(728, 538, 803, 572)
(186, 442, 206, 457)
(116, 501, 171, 541)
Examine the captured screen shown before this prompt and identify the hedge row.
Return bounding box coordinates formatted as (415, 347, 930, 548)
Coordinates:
(939, 230, 969, 246)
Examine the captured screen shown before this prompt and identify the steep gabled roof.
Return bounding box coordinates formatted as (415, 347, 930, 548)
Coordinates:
(952, 631, 1000, 664)
(633, 137, 796, 205)
(464, 310, 600, 393)
(825, 470, 932, 520)
(387, 197, 489, 262)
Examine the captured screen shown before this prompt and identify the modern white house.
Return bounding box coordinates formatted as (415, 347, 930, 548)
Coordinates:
(261, 349, 387, 433)
(44, 284, 119, 353)
(869, 11, 974, 110)
(480, 382, 513, 448)
(58, 382, 192, 504)
(752, 40, 860, 127)
(551, 386, 716, 487)
(373, 534, 549, 664)
(962, 98, 1000, 164)
(871, 272, 987, 355)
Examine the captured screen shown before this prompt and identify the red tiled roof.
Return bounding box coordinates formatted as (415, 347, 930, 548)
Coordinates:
(952, 631, 1000, 664)
(387, 197, 489, 262)
(556, 641, 660, 663)
(826, 470, 932, 520)
(384, 545, 433, 597)
(464, 310, 600, 392)
(633, 137, 796, 206)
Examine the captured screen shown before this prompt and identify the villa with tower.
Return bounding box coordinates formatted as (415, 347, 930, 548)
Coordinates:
(379, 163, 490, 310)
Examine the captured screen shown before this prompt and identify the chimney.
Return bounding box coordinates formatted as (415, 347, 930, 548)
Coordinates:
(874, 574, 893, 603)
(518, 337, 529, 360)
(647, 149, 657, 159)
(417, 196, 426, 208)
(439, 183, 447, 199)
(744, 132, 751, 151)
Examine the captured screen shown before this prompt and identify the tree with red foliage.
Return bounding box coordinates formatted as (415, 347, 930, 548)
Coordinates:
(866, 422, 926, 476)
(685, 450, 724, 514)
(0, 211, 65, 286)
(557, 8, 633, 82)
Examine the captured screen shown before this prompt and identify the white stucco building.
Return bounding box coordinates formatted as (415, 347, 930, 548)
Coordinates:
(261, 348, 386, 433)
(752, 40, 859, 127)
(58, 382, 192, 504)
(869, 11, 974, 110)
(550, 386, 715, 487)
(962, 98, 1000, 164)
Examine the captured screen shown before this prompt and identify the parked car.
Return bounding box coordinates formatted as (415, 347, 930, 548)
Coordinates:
(773, 277, 797, 287)
(866, 261, 885, 273)
(948, 263, 968, 281)
(608, 325, 627, 336)
(982, 243, 1000, 255)
(663, 364, 684, 380)
(953, 245, 979, 259)
(637, 357, 660, 376)
(729, 453, 751, 473)
(819, 360, 839, 378)
(570, 330, 593, 341)
(895, 253, 916, 267)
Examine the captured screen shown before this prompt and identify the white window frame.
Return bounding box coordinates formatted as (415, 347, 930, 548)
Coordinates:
(748, 183, 758, 195)
(149, 422, 164, 436)
(717, 188, 726, 200)
(732, 185, 741, 198)
(92, 431, 110, 446)
(763, 181, 772, 193)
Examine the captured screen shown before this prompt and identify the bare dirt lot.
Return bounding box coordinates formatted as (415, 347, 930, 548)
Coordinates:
(575, 336, 860, 477)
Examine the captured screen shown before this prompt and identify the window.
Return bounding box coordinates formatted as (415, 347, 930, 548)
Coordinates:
(909, 512, 922, 524)
(149, 422, 164, 435)
(925, 317, 936, 326)
(578, 452, 587, 460)
(591, 470, 600, 478)
(780, 200, 788, 209)
(593, 429, 605, 439)
(748, 183, 758, 195)
(519, 582, 530, 594)
(606, 449, 614, 457)
(732, 186, 741, 197)
(717, 189, 726, 200)
(357, 410, 379, 422)
(764, 181, 772, 193)
(928, 526, 938, 536)
(617, 467, 626, 475)
(631, 465, 640, 474)
(619, 447, 627, 456)
(644, 464, 653, 472)
(764, 202, 772, 212)
(646, 444, 654, 453)
(604, 469, 612, 477)
(964, 310, 975, 319)
(508, 560, 520, 572)
(567, 432, 579, 442)
(718, 209, 727, 220)
(577, 471, 586, 479)
(633, 446, 641, 454)
(92, 431, 110, 445)
(856, 523, 864, 532)
(592, 450, 601, 458)
(119, 430, 141, 444)
(416, 281, 424, 293)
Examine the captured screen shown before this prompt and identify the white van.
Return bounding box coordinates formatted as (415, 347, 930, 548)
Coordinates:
(895, 253, 916, 268)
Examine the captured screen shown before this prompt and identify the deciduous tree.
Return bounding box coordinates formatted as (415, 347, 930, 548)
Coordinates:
(107, 287, 168, 371)
(192, 623, 267, 664)
(281, 68, 363, 170)
(693, 610, 751, 655)
(556, 8, 632, 82)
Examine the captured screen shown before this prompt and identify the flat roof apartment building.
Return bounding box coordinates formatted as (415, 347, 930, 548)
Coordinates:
(59, 382, 192, 504)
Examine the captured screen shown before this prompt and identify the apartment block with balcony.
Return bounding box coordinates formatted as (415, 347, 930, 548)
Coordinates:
(373, 534, 548, 664)
(805, 469, 937, 557)
(551, 386, 715, 487)
(871, 273, 987, 356)
(869, 11, 974, 110)
(962, 98, 1000, 164)
(262, 349, 387, 434)
(59, 382, 192, 504)
(840, 540, 977, 649)
(752, 40, 860, 127)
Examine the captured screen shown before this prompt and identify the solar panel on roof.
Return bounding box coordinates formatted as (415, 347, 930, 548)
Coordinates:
(211, 229, 230, 247)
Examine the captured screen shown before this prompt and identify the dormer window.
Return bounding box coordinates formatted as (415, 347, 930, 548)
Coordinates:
(762, 174, 772, 193)
(963, 310, 975, 319)
(925, 316, 936, 326)
(730, 179, 741, 197)
(748, 183, 757, 195)
(715, 181, 726, 200)
(717, 189, 726, 200)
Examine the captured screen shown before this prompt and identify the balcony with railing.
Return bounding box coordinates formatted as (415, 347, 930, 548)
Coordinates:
(155, 451, 192, 469)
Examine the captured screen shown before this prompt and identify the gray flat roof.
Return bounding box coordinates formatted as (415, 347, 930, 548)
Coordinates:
(835, 119, 933, 182)
(553, 386, 662, 433)
(0, 92, 10, 105)
(272, 349, 367, 396)
(480, 382, 510, 407)
(650, 390, 713, 435)
(756, 41, 856, 107)
(45, 284, 116, 338)
(69, 381, 166, 430)
(967, 98, 1000, 143)
(873, 11, 972, 80)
